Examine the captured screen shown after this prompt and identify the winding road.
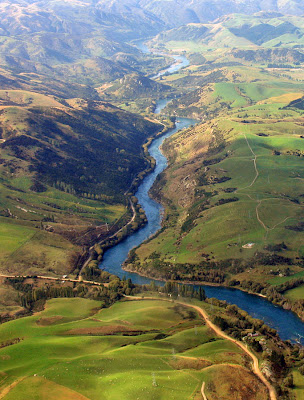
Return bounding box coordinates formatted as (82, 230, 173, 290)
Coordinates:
(125, 296, 277, 400)
(189, 302, 277, 400)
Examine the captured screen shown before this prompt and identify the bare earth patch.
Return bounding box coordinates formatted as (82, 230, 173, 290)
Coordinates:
(36, 316, 63, 326)
(169, 356, 212, 370)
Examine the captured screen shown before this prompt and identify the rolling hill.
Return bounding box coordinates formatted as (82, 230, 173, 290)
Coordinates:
(0, 1, 169, 86)
(97, 0, 304, 27)
(151, 14, 304, 51)
(101, 73, 173, 101)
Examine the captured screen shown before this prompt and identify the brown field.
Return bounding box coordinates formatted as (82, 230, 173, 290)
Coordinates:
(204, 364, 269, 400)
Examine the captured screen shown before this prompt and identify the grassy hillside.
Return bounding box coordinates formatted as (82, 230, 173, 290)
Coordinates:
(125, 57, 304, 292)
(151, 14, 304, 52)
(0, 88, 162, 276)
(101, 73, 173, 101)
(0, 297, 269, 400)
(98, 1, 304, 27)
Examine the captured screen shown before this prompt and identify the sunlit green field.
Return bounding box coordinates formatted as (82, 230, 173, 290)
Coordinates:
(285, 285, 304, 301)
(0, 298, 267, 400)
(130, 76, 304, 286)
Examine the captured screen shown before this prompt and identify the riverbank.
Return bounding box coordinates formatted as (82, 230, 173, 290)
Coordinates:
(123, 262, 266, 296)
(78, 119, 174, 277)
(97, 45, 304, 344)
(123, 257, 304, 324)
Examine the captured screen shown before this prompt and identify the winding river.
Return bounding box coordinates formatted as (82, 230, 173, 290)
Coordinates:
(100, 42, 304, 345)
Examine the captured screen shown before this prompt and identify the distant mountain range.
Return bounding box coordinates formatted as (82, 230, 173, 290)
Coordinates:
(94, 0, 304, 26)
(1, 1, 304, 36)
(0, 1, 303, 85)
(153, 13, 304, 50)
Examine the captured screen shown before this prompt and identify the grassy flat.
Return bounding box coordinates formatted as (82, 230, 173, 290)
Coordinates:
(0, 222, 35, 258)
(285, 285, 304, 301)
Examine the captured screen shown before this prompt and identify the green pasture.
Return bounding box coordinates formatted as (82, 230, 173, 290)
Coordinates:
(0, 220, 35, 258)
(268, 271, 304, 286)
(283, 285, 304, 301)
(213, 81, 303, 108)
(0, 298, 255, 400)
(0, 176, 126, 275)
(293, 370, 304, 400)
(136, 128, 304, 266)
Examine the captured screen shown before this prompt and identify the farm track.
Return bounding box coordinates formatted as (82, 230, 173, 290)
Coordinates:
(237, 134, 295, 236)
(125, 296, 277, 400)
(201, 381, 208, 400)
(0, 377, 26, 399)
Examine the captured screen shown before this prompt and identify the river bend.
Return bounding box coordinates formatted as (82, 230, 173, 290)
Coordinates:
(99, 43, 304, 345)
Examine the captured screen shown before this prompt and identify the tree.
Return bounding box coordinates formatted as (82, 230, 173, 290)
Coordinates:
(199, 287, 206, 301)
(283, 375, 294, 388)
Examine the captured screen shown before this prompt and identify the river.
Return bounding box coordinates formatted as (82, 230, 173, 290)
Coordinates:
(99, 41, 304, 345)
(135, 39, 189, 79)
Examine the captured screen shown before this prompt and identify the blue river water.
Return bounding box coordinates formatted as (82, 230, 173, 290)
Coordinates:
(100, 43, 304, 345)
(135, 39, 189, 79)
(100, 101, 195, 285)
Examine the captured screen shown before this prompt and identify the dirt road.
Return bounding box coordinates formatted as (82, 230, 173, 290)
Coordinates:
(201, 381, 208, 400)
(0, 274, 107, 287)
(189, 302, 277, 400)
(125, 296, 277, 400)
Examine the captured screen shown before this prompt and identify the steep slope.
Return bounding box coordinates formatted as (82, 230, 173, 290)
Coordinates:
(0, 89, 162, 275)
(102, 73, 173, 100)
(0, 1, 168, 86)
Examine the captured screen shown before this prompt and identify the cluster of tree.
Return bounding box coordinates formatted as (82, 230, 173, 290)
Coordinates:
(126, 253, 227, 283)
(0, 337, 22, 349)
(42, 214, 56, 222)
(268, 63, 296, 69)
(263, 286, 304, 320)
(5, 276, 140, 312)
(202, 155, 227, 166)
(229, 279, 268, 294)
(53, 181, 76, 195)
(81, 265, 121, 284)
(208, 298, 298, 396)
(264, 242, 288, 252)
(208, 300, 278, 337)
(156, 281, 206, 301)
(83, 200, 147, 268)
(275, 278, 304, 294)
(215, 197, 239, 206)
(286, 222, 304, 232)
